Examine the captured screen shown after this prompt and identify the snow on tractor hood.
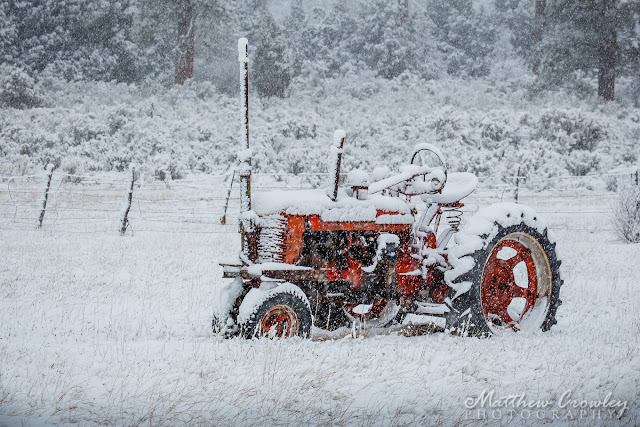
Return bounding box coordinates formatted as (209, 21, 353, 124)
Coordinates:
(252, 188, 414, 224)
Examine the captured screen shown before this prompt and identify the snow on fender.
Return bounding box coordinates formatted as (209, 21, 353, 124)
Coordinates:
(445, 202, 551, 298)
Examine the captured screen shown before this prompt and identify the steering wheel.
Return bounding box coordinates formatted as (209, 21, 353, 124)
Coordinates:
(410, 143, 448, 192)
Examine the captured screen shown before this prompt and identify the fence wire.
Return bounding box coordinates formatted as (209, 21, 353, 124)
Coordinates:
(0, 168, 634, 236)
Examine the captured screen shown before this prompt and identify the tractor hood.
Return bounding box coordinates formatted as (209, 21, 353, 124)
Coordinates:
(252, 189, 414, 224)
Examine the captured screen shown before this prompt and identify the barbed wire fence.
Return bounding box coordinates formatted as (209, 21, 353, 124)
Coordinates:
(0, 169, 329, 235)
(0, 166, 638, 236)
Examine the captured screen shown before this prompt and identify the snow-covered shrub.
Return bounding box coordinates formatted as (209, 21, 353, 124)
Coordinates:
(153, 153, 186, 181)
(281, 120, 317, 140)
(0, 65, 43, 109)
(0, 154, 34, 176)
(565, 150, 600, 176)
(60, 156, 84, 180)
(613, 184, 640, 243)
(604, 175, 619, 192)
(348, 81, 381, 101)
(536, 110, 605, 152)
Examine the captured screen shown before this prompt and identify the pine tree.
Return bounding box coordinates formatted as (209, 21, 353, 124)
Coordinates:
(253, 15, 291, 97)
(617, 1, 640, 104)
(195, 1, 233, 89)
(355, 0, 420, 79)
(427, 0, 497, 77)
(539, 0, 640, 100)
(286, 0, 306, 35)
(135, 0, 187, 83)
(493, 0, 536, 63)
(134, 0, 228, 85)
(318, 3, 358, 76)
(238, 0, 290, 97)
(1, 0, 143, 83)
(283, 0, 306, 78)
(0, 2, 17, 65)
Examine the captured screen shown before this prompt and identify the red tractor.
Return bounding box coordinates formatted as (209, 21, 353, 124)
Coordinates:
(215, 39, 562, 338)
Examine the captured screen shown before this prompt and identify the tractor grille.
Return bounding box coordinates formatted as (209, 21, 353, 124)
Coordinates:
(256, 214, 288, 263)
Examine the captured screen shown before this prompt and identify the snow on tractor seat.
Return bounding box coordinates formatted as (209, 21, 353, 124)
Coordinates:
(252, 188, 414, 224)
(420, 172, 478, 204)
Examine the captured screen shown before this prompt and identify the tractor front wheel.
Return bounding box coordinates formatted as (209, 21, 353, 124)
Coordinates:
(239, 284, 313, 339)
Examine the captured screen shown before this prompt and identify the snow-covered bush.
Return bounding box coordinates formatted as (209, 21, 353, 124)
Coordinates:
(565, 150, 600, 176)
(535, 109, 606, 152)
(60, 156, 83, 177)
(0, 65, 43, 109)
(0, 154, 34, 176)
(153, 153, 187, 181)
(613, 184, 640, 243)
(0, 77, 638, 186)
(604, 175, 619, 192)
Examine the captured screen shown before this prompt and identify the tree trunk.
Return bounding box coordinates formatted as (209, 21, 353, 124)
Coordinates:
(175, 0, 196, 85)
(598, 28, 616, 101)
(398, 0, 409, 23)
(533, 0, 546, 43)
(532, 0, 546, 74)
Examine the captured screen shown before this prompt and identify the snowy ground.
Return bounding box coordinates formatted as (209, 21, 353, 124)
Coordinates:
(1, 177, 639, 426)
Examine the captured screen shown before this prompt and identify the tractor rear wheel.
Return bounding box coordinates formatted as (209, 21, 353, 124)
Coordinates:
(446, 205, 562, 336)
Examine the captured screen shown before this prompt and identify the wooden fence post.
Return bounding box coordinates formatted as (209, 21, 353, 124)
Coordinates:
(514, 164, 521, 203)
(220, 169, 236, 225)
(120, 165, 136, 235)
(37, 164, 55, 229)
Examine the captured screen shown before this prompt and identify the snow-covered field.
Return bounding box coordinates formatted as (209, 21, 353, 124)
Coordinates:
(1, 175, 638, 426)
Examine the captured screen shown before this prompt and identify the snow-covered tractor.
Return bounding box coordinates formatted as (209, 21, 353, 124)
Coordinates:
(214, 39, 562, 338)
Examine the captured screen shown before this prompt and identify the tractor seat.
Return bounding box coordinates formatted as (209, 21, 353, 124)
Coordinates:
(420, 172, 478, 204)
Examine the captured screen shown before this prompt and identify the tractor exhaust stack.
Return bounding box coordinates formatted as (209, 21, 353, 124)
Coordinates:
(328, 130, 345, 201)
(238, 38, 252, 254)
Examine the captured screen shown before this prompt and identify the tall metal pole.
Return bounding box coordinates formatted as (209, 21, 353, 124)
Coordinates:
(238, 38, 252, 255)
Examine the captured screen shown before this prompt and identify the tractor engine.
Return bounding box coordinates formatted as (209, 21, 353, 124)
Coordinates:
(300, 230, 398, 299)
(301, 230, 377, 270)
(238, 192, 423, 308)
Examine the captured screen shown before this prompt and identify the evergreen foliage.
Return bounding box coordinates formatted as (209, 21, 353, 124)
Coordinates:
(2, 0, 143, 83)
(238, 0, 291, 97)
(536, 0, 640, 98)
(428, 0, 497, 77)
(0, 0, 638, 101)
(0, 64, 43, 109)
(614, 184, 640, 243)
